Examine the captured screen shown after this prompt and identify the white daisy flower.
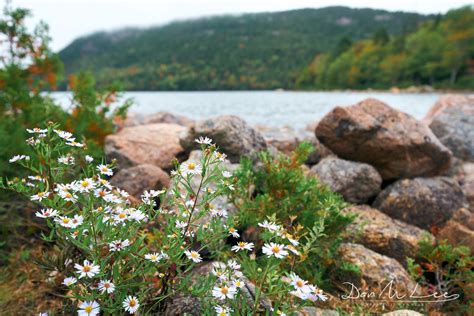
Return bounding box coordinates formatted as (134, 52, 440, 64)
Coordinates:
(78, 301, 100, 316)
(66, 140, 84, 147)
(182, 162, 202, 176)
(258, 220, 281, 233)
(289, 273, 311, 294)
(9, 155, 30, 163)
(231, 241, 254, 252)
(30, 191, 50, 201)
(129, 209, 147, 222)
(262, 243, 288, 259)
(109, 239, 130, 252)
(75, 178, 96, 192)
(222, 171, 232, 178)
(97, 164, 113, 176)
(145, 252, 164, 263)
(214, 151, 227, 162)
(123, 295, 140, 314)
(232, 279, 245, 288)
(185, 250, 202, 263)
(195, 136, 213, 145)
(27, 128, 47, 134)
(214, 305, 232, 316)
(54, 129, 74, 140)
(56, 216, 74, 228)
(212, 285, 237, 300)
(228, 228, 239, 238)
(175, 220, 188, 229)
(70, 215, 84, 228)
(226, 259, 241, 271)
(74, 260, 100, 278)
(35, 208, 59, 218)
(98, 279, 115, 294)
(85, 155, 94, 163)
(58, 156, 75, 165)
(62, 276, 77, 286)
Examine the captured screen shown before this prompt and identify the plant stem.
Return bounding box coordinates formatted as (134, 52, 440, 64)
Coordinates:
(252, 260, 271, 315)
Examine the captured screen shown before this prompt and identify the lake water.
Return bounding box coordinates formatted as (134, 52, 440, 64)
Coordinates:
(52, 91, 458, 129)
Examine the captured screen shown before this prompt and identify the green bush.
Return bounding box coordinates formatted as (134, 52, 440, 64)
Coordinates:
(407, 238, 474, 314)
(0, 4, 131, 260)
(229, 142, 355, 289)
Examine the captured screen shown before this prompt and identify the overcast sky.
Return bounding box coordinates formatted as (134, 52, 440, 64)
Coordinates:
(10, 0, 472, 51)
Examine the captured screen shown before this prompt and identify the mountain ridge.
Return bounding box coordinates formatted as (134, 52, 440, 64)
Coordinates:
(59, 6, 432, 90)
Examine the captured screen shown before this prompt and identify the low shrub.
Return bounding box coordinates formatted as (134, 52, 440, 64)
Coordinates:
(229, 142, 355, 289)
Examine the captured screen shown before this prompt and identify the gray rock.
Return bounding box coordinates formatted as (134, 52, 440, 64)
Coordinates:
(163, 294, 201, 316)
(110, 164, 170, 199)
(180, 115, 267, 163)
(382, 310, 423, 316)
(337, 243, 417, 292)
(105, 123, 186, 170)
(310, 157, 382, 204)
(316, 98, 452, 180)
(429, 102, 474, 161)
(344, 205, 434, 265)
(373, 177, 467, 230)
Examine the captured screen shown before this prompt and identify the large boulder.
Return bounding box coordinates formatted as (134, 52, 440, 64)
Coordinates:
(315, 98, 452, 181)
(373, 177, 467, 230)
(337, 243, 417, 292)
(423, 94, 474, 124)
(180, 115, 267, 163)
(110, 164, 170, 199)
(429, 101, 474, 161)
(344, 205, 434, 264)
(310, 157, 382, 204)
(105, 123, 186, 170)
(437, 208, 474, 253)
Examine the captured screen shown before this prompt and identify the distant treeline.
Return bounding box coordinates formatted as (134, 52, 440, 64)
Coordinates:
(59, 6, 430, 90)
(297, 6, 474, 90)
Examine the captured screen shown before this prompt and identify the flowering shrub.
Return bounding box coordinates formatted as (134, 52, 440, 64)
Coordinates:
(229, 142, 355, 289)
(2, 125, 328, 315)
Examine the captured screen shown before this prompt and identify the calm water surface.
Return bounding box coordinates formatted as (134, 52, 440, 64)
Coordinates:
(52, 91, 458, 129)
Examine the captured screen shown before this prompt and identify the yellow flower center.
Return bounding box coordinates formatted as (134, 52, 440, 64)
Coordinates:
(150, 255, 157, 261)
(296, 280, 304, 287)
(221, 287, 229, 295)
(65, 193, 72, 198)
(104, 283, 110, 288)
(238, 242, 246, 247)
(101, 167, 108, 172)
(38, 192, 45, 197)
(129, 299, 136, 307)
(119, 213, 126, 219)
(188, 163, 196, 170)
(81, 181, 89, 187)
(62, 218, 70, 224)
(85, 306, 93, 313)
(272, 246, 280, 254)
(83, 265, 91, 272)
(191, 252, 198, 258)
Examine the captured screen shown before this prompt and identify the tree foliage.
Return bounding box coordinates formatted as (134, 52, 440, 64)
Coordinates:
(297, 6, 474, 90)
(59, 7, 429, 90)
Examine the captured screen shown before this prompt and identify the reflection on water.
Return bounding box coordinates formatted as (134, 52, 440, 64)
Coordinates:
(51, 91, 462, 129)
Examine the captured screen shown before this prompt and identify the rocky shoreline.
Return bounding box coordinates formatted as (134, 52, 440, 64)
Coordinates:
(106, 94, 473, 314)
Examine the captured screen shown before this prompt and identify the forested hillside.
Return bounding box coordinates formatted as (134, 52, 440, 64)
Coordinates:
(297, 6, 474, 90)
(59, 6, 429, 90)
